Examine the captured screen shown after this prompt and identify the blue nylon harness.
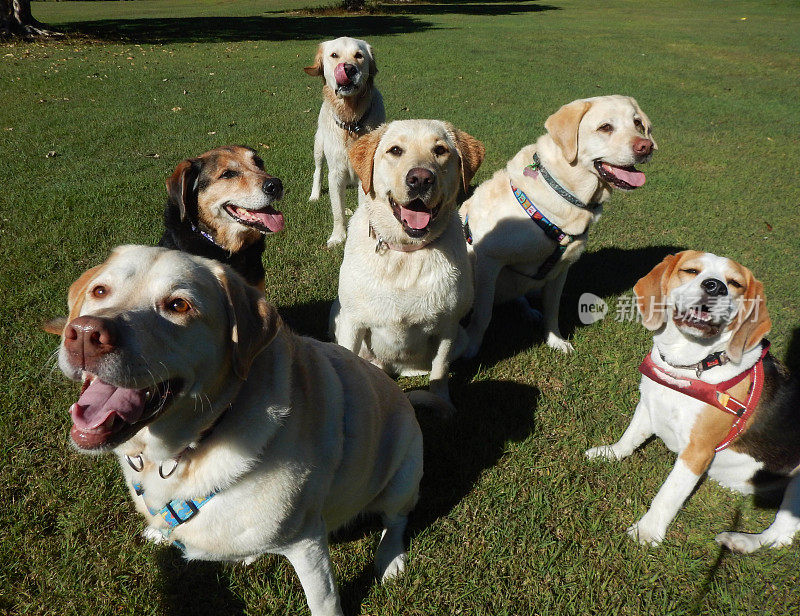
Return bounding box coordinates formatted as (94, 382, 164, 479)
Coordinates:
(132, 480, 215, 548)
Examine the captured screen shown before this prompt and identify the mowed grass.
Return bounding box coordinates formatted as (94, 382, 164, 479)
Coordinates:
(2, 0, 800, 614)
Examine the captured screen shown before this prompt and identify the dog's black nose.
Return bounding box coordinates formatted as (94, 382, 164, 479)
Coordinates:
(262, 177, 283, 198)
(701, 278, 728, 297)
(343, 63, 359, 80)
(405, 167, 435, 191)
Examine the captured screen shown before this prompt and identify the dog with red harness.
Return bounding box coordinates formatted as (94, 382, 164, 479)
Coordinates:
(586, 250, 800, 552)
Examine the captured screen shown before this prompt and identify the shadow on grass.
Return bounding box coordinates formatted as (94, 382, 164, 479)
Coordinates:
(467, 244, 683, 365)
(332, 379, 538, 613)
(60, 14, 436, 44)
(378, 1, 561, 17)
(154, 549, 246, 616)
(277, 298, 333, 341)
(411, 378, 538, 527)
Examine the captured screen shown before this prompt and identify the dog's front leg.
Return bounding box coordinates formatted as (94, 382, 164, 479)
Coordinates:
(464, 257, 503, 359)
(586, 399, 654, 461)
(310, 129, 324, 202)
(326, 167, 348, 247)
(628, 446, 713, 546)
(283, 529, 344, 616)
(428, 326, 457, 410)
(542, 269, 573, 353)
(334, 310, 366, 357)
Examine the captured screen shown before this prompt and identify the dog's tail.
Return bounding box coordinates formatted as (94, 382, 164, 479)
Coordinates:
(406, 389, 457, 418)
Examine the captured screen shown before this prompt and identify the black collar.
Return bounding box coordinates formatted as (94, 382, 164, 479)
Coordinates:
(334, 100, 373, 135)
(659, 349, 730, 378)
(527, 152, 602, 210)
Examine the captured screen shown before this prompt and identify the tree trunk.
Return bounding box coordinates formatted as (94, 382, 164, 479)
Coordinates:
(1, 0, 60, 38)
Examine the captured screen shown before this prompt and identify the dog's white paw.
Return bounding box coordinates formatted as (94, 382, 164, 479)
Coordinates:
(585, 445, 619, 460)
(309, 191, 320, 202)
(142, 527, 169, 545)
(326, 230, 346, 248)
(376, 552, 407, 583)
(715, 530, 791, 553)
(546, 333, 574, 354)
(627, 519, 664, 546)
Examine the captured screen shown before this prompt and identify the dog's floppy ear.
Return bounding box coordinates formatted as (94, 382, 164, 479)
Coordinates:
(633, 253, 681, 331)
(349, 125, 387, 195)
(545, 99, 592, 163)
(66, 264, 104, 324)
(367, 44, 378, 77)
(630, 97, 658, 151)
(451, 128, 486, 192)
(303, 44, 324, 77)
(42, 317, 68, 336)
(214, 265, 281, 380)
(727, 272, 771, 363)
(166, 159, 201, 221)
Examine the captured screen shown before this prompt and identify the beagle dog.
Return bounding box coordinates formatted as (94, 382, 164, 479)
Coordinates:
(55, 245, 423, 616)
(460, 95, 656, 356)
(158, 145, 284, 290)
(332, 119, 485, 413)
(305, 37, 385, 247)
(586, 251, 800, 552)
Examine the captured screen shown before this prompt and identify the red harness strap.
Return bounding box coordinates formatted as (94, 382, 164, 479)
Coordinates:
(639, 344, 769, 452)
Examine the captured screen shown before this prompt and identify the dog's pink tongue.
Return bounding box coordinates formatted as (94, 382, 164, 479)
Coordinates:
(602, 163, 646, 187)
(249, 208, 285, 233)
(400, 206, 431, 230)
(334, 63, 352, 86)
(71, 379, 145, 430)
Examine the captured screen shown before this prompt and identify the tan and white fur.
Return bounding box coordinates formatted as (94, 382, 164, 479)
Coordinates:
(460, 95, 656, 357)
(56, 245, 423, 616)
(305, 37, 385, 247)
(587, 251, 800, 552)
(332, 119, 485, 412)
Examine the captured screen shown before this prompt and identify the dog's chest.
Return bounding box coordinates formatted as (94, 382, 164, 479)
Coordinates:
(640, 380, 704, 453)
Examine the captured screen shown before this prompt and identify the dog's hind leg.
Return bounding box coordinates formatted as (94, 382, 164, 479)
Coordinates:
(310, 130, 324, 202)
(373, 431, 422, 582)
(716, 473, 800, 553)
(282, 525, 344, 616)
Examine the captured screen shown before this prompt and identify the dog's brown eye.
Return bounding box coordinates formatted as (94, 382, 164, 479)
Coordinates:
(166, 298, 192, 314)
(220, 170, 239, 179)
(681, 268, 699, 275)
(354, 51, 363, 59)
(331, 52, 338, 58)
(597, 123, 613, 133)
(433, 145, 449, 156)
(388, 146, 403, 157)
(634, 118, 645, 133)
(91, 285, 108, 298)
(728, 279, 743, 289)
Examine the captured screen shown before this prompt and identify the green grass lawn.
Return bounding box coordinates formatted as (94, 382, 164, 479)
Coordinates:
(2, 0, 800, 614)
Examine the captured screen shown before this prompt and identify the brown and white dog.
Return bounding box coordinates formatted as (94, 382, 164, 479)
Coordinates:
(55, 245, 423, 616)
(157, 145, 285, 290)
(332, 119, 485, 412)
(460, 95, 656, 357)
(305, 37, 385, 247)
(586, 251, 800, 552)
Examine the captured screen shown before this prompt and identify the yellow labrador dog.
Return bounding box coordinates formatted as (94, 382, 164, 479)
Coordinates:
(332, 119, 485, 412)
(56, 245, 423, 616)
(461, 95, 656, 357)
(305, 36, 385, 247)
